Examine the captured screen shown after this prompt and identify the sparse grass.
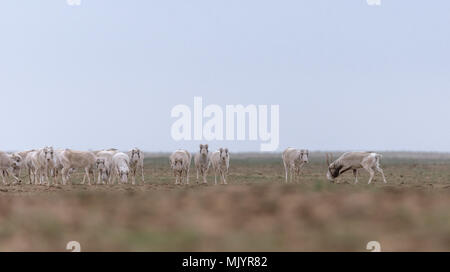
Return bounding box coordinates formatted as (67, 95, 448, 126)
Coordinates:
(0, 152, 450, 251)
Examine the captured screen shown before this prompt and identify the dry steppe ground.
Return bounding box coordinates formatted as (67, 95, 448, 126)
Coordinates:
(1, 152, 450, 251)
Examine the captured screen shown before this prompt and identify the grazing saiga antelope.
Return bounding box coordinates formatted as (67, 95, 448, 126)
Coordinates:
(326, 152, 387, 184)
(0, 151, 22, 185)
(111, 152, 131, 184)
(12, 149, 35, 179)
(60, 149, 97, 185)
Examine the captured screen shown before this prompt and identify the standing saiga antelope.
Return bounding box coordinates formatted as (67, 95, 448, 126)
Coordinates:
(326, 152, 387, 184)
(209, 148, 230, 185)
(194, 144, 210, 184)
(169, 149, 191, 185)
(282, 147, 309, 182)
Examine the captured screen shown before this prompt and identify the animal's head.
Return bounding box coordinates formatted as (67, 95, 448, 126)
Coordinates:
(219, 148, 229, 162)
(119, 167, 129, 183)
(96, 158, 106, 170)
(130, 148, 141, 161)
(326, 153, 341, 181)
(172, 158, 184, 171)
(96, 158, 110, 181)
(11, 153, 22, 168)
(299, 149, 309, 164)
(43, 146, 54, 162)
(199, 144, 208, 156)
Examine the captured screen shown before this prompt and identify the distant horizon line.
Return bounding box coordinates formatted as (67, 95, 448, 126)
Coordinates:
(4, 149, 450, 155)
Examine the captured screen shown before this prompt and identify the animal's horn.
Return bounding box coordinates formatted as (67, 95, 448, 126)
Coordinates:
(326, 153, 331, 166)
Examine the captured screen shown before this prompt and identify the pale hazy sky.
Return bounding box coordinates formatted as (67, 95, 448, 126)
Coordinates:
(0, 0, 449, 152)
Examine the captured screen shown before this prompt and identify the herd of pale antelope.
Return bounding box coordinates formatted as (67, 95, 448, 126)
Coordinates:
(0, 148, 144, 186)
(0, 145, 387, 186)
